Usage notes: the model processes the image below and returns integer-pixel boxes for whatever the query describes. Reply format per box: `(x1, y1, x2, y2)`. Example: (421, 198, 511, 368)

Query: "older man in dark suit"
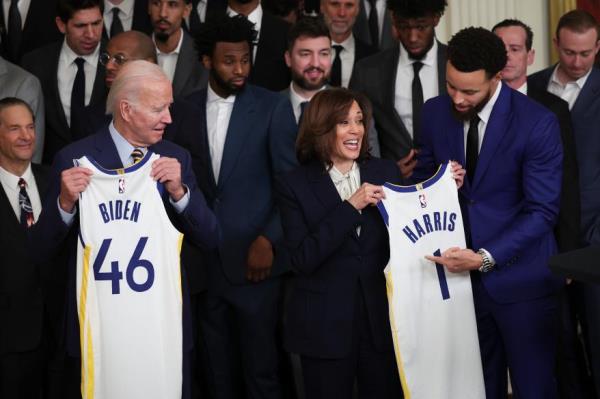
(31, 60, 218, 399)
(0, 97, 50, 399)
(350, 0, 447, 173)
(21, 0, 107, 165)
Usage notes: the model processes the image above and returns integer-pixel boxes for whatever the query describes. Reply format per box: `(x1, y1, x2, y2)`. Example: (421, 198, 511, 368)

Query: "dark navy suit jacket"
(413, 83, 564, 304)
(276, 158, 400, 358)
(185, 84, 297, 285)
(31, 128, 219, 358)
(529, 66, 600, 247)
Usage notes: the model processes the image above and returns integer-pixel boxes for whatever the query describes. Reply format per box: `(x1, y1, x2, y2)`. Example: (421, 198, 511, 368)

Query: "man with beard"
(418, 27, 563, 398)
(149, 0, 208, 98)
(224, 0, 291, 91)
(283, 16, 332, 124)
(350, 0, 447, 174)
(186, 14, 297, 399)
(320, 0, 375, 88)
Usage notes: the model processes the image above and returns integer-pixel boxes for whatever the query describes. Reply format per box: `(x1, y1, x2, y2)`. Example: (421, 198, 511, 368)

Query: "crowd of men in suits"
(2, 0, 600, 398)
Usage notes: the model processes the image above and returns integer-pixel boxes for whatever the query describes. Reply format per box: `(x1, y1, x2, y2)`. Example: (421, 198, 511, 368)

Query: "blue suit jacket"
(529, 66, 600, 247)
(413, 83, 564, 304)
(276, 158, 400, 358)
(185, 84, 298, 285)
(31, 128, 219, 357)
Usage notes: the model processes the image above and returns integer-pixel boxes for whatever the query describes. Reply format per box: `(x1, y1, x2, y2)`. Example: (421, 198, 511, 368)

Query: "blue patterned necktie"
(18, 178, 34, 228)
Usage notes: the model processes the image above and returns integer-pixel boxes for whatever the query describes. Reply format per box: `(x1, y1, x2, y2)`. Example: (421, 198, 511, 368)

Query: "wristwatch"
(477, 249, 494, 273)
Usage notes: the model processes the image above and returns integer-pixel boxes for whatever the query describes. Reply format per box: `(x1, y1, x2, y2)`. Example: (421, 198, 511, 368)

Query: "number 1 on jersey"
(433, 249, 450, 300)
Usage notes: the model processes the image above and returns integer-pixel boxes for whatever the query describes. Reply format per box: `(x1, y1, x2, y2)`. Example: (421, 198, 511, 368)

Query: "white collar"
(104, 0, 134, 18)
(227, 3, 263, 34)
(153, 28, 185, 55)
(61, 38, 100, 66)
(516, 82, 527, 95)
(0, 163, 34, 188)
(332, 34, 355, 52)
(550, 63, 592, 89)
(398, 39, 437, 68)
(476, 80, 502, 125)
(207, 83, 236, 104)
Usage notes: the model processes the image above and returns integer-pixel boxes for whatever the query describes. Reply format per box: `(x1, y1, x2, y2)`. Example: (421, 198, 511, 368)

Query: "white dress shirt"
(0, 163, 41, 222)
(206, 84, 235, 181)
(227, 3, 262, 61)
(332, 34, 355, 88)
(288, 83, 326, 123)
(547, 64, 591, 110)
(394, 40, 439, 138)
(196, 0, 207, 22)
(154, 29, 184, 83)
(57, 40, 100, 126)
(328, 161, 361, 234)
(2, 0, 31, 29)
(462, 80, 502, 154)
(516, 82, 527, 95)
(103, 0, 134, 34)
(362, 0, 386, 44)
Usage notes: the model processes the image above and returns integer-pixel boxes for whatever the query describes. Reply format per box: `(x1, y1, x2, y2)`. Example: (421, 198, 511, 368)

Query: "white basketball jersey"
(377, 162, 485, 399)
(75, 152, 184, 399)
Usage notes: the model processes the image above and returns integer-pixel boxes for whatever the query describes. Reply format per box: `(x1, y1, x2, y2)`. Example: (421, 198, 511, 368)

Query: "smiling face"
(285, 35, 332, 92)
(330, 100, 364, 170)
(0, 104, 35, 171)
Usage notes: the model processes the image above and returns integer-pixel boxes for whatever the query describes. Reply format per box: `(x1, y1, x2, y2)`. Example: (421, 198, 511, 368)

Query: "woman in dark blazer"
(276, 88, 403, 398)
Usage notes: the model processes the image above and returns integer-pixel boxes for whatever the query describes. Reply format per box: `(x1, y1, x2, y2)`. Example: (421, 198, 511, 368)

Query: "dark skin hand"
(246, 235, 274, 282)
(397, 148, 418, 179)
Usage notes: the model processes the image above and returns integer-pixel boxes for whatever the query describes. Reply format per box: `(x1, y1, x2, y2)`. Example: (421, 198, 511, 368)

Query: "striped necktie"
(131, 148, 144, 165)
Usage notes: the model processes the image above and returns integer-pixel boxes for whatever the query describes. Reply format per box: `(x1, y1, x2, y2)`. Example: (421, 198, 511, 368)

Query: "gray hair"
(106, 60, 169, 115)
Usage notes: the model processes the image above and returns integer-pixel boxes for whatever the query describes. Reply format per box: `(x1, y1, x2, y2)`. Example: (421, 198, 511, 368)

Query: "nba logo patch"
(118, 178, 125, 194)
(419, 193, 427, 208)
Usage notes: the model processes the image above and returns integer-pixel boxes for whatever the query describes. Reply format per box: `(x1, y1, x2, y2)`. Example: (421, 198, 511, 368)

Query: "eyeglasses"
(99, 52, 129, 66)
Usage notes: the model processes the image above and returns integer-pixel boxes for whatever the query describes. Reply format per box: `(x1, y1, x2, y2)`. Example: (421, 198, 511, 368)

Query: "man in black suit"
(353, 0, 394, 51)
(492, 18, 587, 399)
(0, 97, 49, 398)
(186, 0, 227, 35)
(0, 0, 62, 64)
(320, 0, 375, 88)
(21, 0, 107, 165)
(149, 0, 208, 98)
(102, 0, 152, 39)
(224, 0, 291, 91)
(350, 0, 447, 173)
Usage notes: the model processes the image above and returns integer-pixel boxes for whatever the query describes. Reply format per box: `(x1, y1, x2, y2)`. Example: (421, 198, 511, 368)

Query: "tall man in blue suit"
(31, 60, 218, 399)
(186, 15, 297, 399)
(422, 28, 563, 399)
(529, 9, 600, 395)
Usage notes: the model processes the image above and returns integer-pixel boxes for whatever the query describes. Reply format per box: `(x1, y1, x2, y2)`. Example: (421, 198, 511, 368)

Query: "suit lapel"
(198, 90, 218, 189)
(217, 88, 254, 187)
(172, 33, 193, 96)
(472, 84, 511, 189)
(436, 41, 447, 95)
(572, 68, 600, 117)
(307, 161, 343, 213)
(92, 129, 123, 169)
(90, 43, 108, 106)
(49, 43, 70, 140)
